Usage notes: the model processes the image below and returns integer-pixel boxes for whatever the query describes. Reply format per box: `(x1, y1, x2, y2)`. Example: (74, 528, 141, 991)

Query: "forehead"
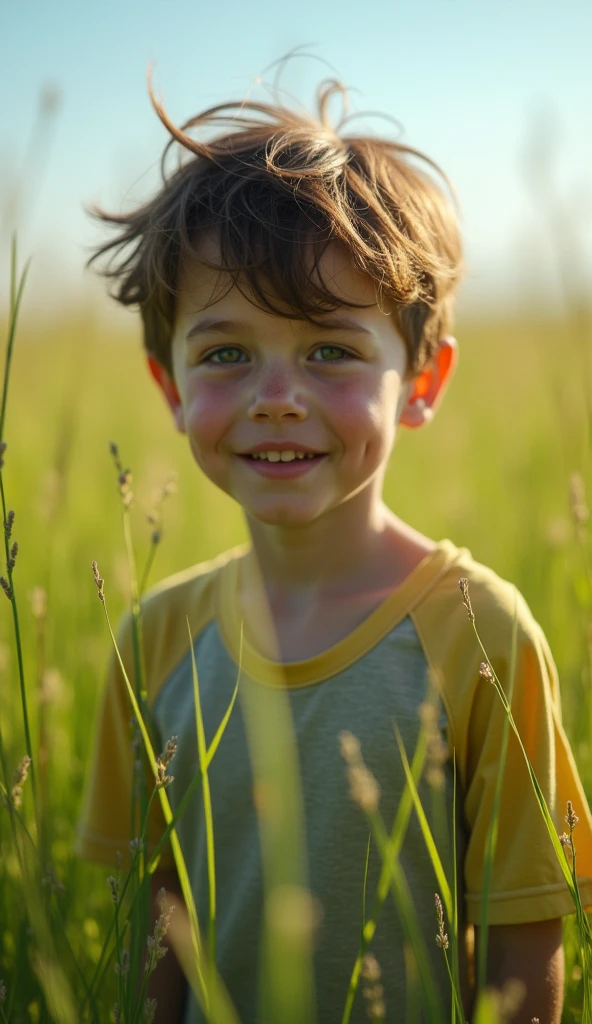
(175, 236, 384, 323)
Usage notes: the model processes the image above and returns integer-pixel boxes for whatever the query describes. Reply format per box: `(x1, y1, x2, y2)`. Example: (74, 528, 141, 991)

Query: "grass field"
(1, 262, 592, 1021)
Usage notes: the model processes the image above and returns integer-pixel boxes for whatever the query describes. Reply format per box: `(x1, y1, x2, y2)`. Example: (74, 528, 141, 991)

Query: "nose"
(247, 360, 308, 421)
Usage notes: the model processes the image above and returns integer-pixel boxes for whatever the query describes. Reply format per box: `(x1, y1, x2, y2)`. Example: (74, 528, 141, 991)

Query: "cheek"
(325, 376, 397, 453)
(183, 380, 235, 456)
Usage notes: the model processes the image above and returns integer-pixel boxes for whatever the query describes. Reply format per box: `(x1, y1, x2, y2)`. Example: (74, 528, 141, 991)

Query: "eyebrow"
(185, 314, 375, 341)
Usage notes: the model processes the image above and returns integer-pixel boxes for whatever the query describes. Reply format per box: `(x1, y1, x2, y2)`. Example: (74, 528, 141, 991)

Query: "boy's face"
(166, 240, 453, 528)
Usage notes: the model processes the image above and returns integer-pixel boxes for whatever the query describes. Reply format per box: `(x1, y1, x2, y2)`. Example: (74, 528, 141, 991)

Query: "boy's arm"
(475, 918, 564, 1023)
(146, 867, 188, 1024)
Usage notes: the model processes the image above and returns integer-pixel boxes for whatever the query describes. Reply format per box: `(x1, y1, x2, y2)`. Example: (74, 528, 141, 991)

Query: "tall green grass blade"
(147, 635, 242, 874)
(392, 726, 465, 1020)
(361, 832, 371, 934)
(341, 728, 428, 1024)
(188, 618, 217, 966)
(450, 752, 461, 1021)
(0, 237, 37, 818)
(476, 590, 518, 991)
(1, 236, 31, 441)
(370, 813, 445, 1024)
(393, 724, 452, 919)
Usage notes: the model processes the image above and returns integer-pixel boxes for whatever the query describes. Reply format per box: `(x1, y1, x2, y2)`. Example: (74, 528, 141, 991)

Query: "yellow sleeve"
(412, 557, 592, 926)
(75, 612, 173, 869)
(462, 609, 592, 924)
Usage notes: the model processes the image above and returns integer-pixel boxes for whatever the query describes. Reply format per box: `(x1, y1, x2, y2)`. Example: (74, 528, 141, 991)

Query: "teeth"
(249, 450, 319, 461)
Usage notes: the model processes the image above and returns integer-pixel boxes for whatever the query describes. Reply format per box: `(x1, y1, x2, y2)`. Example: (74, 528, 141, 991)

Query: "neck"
(242, 479, 418, 609)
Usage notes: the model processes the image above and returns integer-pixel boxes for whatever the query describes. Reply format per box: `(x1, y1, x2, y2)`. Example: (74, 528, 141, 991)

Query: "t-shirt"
(77, 539, 592, 1023)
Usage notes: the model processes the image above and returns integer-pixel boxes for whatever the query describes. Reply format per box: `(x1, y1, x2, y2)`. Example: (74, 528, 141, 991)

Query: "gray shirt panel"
(154, 616, 466, 1024)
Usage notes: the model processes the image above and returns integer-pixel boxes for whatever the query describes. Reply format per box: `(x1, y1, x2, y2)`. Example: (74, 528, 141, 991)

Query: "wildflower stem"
(441, 948, 464, 1022)
(139, 541, 158, 599)
(0, 239, 38, 824)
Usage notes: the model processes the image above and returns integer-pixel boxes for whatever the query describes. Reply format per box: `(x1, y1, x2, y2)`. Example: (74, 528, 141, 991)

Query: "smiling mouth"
(243, 450, 324, 463)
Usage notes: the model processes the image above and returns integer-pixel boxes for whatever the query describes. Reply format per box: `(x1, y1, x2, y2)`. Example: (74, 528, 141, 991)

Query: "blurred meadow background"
(2, 0, 592, 1020)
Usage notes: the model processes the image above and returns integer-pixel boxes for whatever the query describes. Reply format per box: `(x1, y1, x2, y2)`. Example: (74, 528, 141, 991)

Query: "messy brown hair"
(88, 72, 464, 378)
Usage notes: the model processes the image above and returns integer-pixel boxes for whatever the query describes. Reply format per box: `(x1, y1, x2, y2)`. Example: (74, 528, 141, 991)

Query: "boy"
(77, 75, 592, 1023)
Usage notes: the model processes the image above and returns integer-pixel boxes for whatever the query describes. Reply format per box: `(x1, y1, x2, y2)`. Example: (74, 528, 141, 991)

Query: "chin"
(247, 500, 324, 528)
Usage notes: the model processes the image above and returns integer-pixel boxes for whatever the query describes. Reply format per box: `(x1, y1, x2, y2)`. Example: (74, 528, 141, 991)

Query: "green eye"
(312, 345, 349, 362)
(206, 347, 246, 364)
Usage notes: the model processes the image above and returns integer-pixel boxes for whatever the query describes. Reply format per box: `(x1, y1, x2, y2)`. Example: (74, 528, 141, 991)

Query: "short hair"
(88, 75, 464, 378)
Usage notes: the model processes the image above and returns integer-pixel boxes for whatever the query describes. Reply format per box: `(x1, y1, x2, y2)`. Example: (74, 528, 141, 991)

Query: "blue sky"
(2, 0, 591, 318)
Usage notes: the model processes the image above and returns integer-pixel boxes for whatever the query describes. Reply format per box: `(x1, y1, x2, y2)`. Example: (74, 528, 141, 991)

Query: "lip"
(237, 453, 327, 478)
(238, 441, 325, 455)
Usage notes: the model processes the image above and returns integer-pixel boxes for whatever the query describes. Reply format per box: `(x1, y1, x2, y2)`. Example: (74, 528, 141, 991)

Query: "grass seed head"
(458, 577, 475, 623)
(113, 1004, 121, 1024)
(339, 731, 380, 813)
(91, 561, 105, 602)
(361, 953, 381, 983)
(479, 661, 494, 683)
(566, 800, 579, 831)
(145, 889, 175, 973)
(434, 893, 449, 950)
(7, 541, 18, 571)
(144, 998, 158, 1024)
(361, 954, 385, 1019)
(0, 576, 12, 601)
(156, 735, 178, 788)
(4, 509, 15, 539)
(107, 876, 120, 904)
(338, 731, 361, 764)
(114, 949, 129, 976)
(349, 765, 380, 813)
(0, 441, 6, 468)
(12, 755, 32, 807)
(0, 979, 6, 1003)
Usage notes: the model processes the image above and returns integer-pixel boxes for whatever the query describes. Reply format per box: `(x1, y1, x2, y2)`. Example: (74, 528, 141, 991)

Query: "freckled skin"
(171, 243, 409, 528)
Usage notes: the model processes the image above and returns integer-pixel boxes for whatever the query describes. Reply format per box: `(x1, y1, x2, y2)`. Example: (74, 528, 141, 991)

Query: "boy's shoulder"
(414, 541, 559, 787)
(415, 539, 544, 657)
(141, 542, 248, 619)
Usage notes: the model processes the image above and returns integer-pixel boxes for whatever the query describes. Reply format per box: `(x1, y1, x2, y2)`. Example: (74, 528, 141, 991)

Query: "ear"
(147, 356, 186, 434)
(399, 336, 458, 429)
